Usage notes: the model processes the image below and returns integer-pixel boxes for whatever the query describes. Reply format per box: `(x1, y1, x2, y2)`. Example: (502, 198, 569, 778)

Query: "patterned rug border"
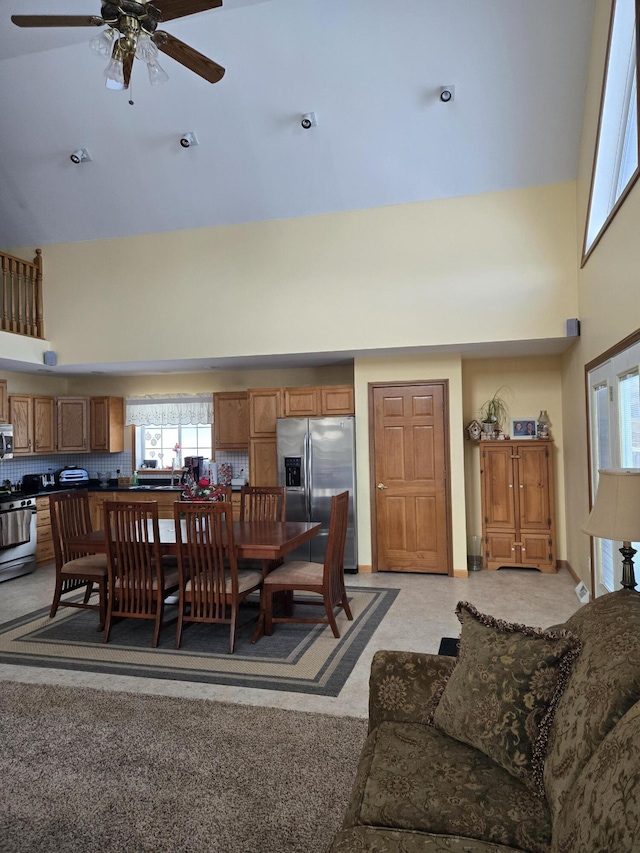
(0, 587, 398, 696)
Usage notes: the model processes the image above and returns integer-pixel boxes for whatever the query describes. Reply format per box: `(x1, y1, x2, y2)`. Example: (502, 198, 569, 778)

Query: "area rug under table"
(0, 587, 397, 696)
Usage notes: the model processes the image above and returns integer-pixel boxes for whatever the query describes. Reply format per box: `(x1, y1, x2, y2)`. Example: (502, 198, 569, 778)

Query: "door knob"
(377, 483, 388, 490)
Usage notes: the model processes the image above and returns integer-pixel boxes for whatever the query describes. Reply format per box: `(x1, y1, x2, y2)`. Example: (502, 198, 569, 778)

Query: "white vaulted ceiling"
(0, 0, 594, 250)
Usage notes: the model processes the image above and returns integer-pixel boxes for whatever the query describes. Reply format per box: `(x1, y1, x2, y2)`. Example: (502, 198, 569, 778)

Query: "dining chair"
(239, 486, 286, 522)
(263, 490, 352, 638)
(175, 501, 263, 654)
(238, 485, 286, 573)
(49, 490, 108, 631)
(103, 500, 179, 647)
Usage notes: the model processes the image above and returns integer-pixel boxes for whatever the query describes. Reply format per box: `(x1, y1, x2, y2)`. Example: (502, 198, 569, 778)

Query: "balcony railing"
(0, 249, 43, 339)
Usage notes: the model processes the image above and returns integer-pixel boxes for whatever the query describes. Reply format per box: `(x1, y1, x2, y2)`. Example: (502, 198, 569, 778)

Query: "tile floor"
(0, 562, 581, 719)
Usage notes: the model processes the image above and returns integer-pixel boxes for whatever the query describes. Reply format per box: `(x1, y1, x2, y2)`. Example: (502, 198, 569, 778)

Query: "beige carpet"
(0, 682, 367, 853)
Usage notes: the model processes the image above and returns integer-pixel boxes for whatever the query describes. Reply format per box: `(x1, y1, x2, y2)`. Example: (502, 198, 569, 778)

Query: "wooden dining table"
(66, 519, 321, 642)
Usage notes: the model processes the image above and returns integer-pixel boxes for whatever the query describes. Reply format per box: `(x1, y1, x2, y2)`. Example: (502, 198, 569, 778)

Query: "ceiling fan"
(12, 1, 225, 91)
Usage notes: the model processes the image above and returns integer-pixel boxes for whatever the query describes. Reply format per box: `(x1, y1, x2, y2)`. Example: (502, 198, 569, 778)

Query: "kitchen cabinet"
(0, 379, 7, 422)
(89, 490, 184, 528)
(56, 397, 89, 453)
(320, 385, 355, 415)
(90, 397, 124, 452)
(480, 440, 556, 573)
(214, 392, 249, 450)
(36, 495, 55, 565)
(283, 385, 355, 417)
(248, 388, 283, 437)
(249, 437, 278, 487)
(9, 394, 55, 455)
(283, 386, 320, 417)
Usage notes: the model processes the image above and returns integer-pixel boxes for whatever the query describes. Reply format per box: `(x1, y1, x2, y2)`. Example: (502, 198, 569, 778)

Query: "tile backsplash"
(0, 452, 133, 487)
(1, 449, 249, 488)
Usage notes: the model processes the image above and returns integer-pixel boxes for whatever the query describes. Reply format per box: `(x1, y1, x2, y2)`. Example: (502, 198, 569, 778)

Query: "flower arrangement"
(181, 476, 226, 502)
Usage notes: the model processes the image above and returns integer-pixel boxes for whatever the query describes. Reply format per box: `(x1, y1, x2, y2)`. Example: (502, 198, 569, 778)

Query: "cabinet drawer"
(37, 525, 53, 544)
(37, 508, 51, 528)
(37, 541, 55, 563)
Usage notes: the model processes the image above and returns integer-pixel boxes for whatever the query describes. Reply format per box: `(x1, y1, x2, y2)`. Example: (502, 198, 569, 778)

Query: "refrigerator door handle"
(307, 431, 313, 520)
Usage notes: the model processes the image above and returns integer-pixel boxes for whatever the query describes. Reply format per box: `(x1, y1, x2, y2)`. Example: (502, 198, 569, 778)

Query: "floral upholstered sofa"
(328, 589, 640, 853)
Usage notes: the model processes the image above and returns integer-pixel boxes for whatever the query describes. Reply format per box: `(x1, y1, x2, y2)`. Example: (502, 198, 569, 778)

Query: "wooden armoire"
(479, 440, 556, 573)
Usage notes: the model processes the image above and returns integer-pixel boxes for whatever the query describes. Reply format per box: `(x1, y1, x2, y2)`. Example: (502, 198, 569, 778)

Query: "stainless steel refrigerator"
(277, 416, 357, 572)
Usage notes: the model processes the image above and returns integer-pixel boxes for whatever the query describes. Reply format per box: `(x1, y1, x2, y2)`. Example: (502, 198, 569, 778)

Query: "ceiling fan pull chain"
(128, 78, 135, 107)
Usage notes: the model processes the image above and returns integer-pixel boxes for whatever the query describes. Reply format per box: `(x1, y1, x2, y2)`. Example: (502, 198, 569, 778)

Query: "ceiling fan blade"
(150, 1, 222, 24)
(11, 15, 104, 28)
(154, 32, 225, 83)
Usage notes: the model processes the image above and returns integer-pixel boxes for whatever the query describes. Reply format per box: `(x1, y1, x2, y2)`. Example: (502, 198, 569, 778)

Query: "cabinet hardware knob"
(509, 483, 513, 488)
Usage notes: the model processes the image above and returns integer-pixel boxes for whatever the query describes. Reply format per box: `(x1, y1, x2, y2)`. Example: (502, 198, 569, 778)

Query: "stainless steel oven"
(0, 494, 37, 582)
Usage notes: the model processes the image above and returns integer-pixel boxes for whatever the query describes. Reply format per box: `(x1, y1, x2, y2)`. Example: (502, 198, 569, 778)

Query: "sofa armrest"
(368, 650, 456, 733)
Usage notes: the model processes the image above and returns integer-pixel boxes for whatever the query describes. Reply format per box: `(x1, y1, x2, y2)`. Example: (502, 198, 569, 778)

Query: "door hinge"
(484, 516, 488, 525)
(547, 518, 551, 527)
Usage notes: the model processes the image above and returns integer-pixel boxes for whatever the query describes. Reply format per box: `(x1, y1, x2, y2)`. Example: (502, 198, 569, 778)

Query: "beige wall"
(15, 181, 579, 369)
(562, 0, 640, 590)
(353, 353, 466, 574)
(462, 356, 566, 560)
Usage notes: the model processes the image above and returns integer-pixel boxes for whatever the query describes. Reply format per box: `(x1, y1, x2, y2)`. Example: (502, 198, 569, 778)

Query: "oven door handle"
(0, 433, 4, 459)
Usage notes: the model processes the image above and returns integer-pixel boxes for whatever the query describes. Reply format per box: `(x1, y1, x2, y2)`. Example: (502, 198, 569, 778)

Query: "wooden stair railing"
(1, 248, 43, 338)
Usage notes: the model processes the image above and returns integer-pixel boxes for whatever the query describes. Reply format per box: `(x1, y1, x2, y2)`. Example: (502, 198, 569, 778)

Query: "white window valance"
(125, 394, 213, 426)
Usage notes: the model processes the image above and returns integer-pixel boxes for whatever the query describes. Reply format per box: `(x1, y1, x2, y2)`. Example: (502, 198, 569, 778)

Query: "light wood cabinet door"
(249, 437, 278, 486)
(320, 385, 355, 416)
(0, 379, 7, 423)
(9, 395, 33, 455)
(214, 392, 249, 450)
(284, 387, 320, 417)
(57, 397, 89, 453)
(90, 397, 124, 452)
(33, 396, 55, 454)
(249, 388, 283, 437)
(480, 440, 555, 573)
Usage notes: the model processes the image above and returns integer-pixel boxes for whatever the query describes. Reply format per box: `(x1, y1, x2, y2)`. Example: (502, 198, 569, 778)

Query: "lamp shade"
(582, 469, 640, 542)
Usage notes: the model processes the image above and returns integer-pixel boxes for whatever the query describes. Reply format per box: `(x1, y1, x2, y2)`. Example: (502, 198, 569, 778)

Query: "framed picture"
(510, 418, 537, 439)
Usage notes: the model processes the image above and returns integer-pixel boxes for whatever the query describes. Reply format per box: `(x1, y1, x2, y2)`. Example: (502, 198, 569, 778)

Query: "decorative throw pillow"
(432, 602, 581, 795)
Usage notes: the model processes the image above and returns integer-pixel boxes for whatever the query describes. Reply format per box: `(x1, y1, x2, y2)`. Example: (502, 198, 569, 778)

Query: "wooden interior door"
(371, 382, 450, 573)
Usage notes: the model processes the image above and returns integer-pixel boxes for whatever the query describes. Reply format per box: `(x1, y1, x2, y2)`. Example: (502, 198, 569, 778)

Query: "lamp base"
(620, 543, 637, 590)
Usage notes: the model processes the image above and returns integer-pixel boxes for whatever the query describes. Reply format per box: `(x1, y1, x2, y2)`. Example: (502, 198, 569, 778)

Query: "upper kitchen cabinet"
(320, 385, 355, 416)
(56, 397, 89, 453)
(249, 388, 283, 437)
(90, 397, 124, 452)
(9, 395, 55, 455)
(214, 392, 249, 450)
(283, 385, 355, 417)
(0, 379, 7, 422)
(283, 387, 320, 417)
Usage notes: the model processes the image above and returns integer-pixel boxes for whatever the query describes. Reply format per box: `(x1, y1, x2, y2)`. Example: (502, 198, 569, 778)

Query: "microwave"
(0, 424, 13, 461)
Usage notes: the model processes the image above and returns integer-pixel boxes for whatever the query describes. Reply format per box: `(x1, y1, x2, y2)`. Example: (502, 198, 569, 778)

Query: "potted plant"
(479, 387, 510, 436)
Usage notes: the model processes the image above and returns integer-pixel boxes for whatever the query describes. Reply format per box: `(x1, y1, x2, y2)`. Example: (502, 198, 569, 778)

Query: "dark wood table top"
(68, 520, 321, 561)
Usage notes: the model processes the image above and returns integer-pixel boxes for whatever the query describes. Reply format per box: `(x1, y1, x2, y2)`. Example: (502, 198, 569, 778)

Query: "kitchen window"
(583, 0, 639, 263)
(587, 334, 640, 594)
(125, 394, 214, 469)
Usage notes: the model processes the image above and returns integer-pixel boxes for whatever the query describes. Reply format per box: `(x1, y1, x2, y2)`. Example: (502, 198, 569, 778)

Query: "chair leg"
(342, 591, 353, 621)
(152, 599, 163, 648)
(325, 601, 340, 638)
(229, 606, 237, 654)
(103, 601, 113, 644)
(97, 579, 107, 632)
(49, 578, 63, 619)
(83, 581, 94, 604)
(175, 604, 184, 649)
(264, 588, 273, 636)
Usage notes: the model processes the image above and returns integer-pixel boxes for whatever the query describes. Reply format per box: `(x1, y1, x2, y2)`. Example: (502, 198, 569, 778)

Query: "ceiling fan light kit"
(12, 1, 226, 93)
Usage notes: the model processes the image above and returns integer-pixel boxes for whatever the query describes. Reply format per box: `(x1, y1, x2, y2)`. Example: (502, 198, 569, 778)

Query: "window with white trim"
(587, 337, 640, 594)
(583, 0, 639, 261)
(125, 394, 213, 469)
